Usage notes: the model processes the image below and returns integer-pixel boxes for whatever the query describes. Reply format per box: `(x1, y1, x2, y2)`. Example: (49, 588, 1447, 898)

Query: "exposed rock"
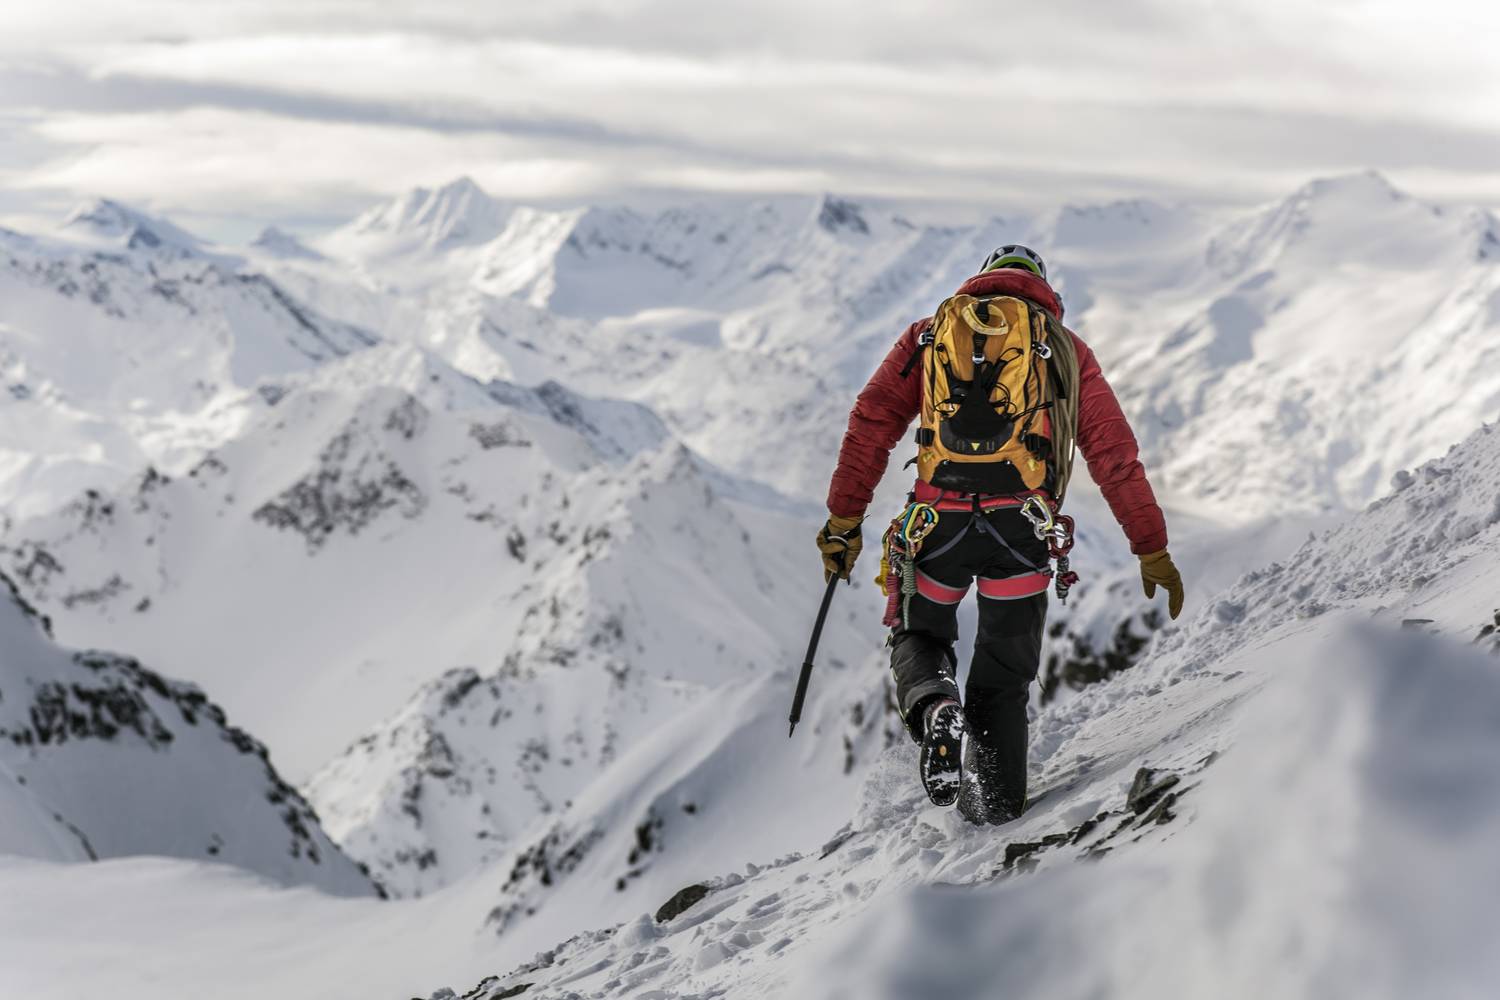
(1126, 767, 1182, 815)
(1041, 609, 1162, 704)
(817, 196, 871, 236)
(655, 882, 711, 923)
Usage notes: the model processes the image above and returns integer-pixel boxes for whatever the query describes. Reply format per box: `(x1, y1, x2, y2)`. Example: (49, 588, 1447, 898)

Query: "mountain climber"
(816, 245, 1183, 825)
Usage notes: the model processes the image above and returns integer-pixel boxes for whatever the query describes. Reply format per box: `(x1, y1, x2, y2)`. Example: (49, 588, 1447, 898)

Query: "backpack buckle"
(1033, 339, 1053, 360)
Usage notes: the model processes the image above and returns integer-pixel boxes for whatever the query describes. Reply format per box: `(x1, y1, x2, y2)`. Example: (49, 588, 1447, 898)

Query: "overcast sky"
(2, 0, 1498, 239)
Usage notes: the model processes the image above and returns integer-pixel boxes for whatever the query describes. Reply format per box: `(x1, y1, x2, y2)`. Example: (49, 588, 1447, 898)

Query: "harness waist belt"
(977, 572, 1052, 600)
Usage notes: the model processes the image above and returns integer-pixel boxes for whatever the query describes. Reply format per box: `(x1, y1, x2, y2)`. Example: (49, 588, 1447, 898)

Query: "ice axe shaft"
(788, 572, 841, 737)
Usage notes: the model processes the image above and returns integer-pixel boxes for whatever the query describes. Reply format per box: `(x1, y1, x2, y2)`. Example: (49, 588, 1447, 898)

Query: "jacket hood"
(955, 269, 1063, 320)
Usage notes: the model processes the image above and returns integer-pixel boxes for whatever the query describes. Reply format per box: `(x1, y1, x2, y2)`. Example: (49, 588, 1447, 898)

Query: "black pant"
(889, 506, 1049, 812)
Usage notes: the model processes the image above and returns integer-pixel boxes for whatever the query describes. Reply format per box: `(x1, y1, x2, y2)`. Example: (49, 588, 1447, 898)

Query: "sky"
(2, 0, 1498, 240)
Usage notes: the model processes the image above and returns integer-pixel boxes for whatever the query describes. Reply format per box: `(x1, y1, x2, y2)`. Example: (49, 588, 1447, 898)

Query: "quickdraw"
(879, 501, 938, 629)
(1019, 495, 1081, 603)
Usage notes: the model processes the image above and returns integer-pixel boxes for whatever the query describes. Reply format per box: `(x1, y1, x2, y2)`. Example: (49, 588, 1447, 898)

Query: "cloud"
(16, 108, 617, 211)
(2, 0, 1497, 237)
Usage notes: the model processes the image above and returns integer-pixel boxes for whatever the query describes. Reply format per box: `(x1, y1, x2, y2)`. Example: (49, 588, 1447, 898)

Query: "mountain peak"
(1290, 169, 1409, 207)
(1046, 197, 1196, 250)
(1206, 169, 1447, 279)
(816, 194, 871, 236)
(251, 225, 324, 260)
(435, 175, 486, 199)
(340, 176, 508, 253)
(60, 198, 207, 255)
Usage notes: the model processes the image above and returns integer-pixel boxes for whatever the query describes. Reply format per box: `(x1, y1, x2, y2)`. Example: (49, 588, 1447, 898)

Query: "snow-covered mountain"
(0, 572, 375, 896)
(251, 226, 325, 261)
(0, 215, 378, 517)
(57, 198, 216, 258)
(2, 170, 1499, 998)
(0, 331, 878, 900)
(321, 176, 511, 263)
(259, 172, 1500, 528)
(0, 345, 759, 764)
(11, 170, 1493, 525)
(1118, 171, 1500, 519)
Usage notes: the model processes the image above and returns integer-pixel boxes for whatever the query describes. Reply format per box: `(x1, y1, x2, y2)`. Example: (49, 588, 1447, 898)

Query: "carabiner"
(1019, 495, 1055, 540)
(898, 502, 938, 548)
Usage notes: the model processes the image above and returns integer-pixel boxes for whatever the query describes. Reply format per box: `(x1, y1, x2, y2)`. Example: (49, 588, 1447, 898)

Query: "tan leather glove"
(816, 514, 863, 582)
(1139, 549, 1184, 620)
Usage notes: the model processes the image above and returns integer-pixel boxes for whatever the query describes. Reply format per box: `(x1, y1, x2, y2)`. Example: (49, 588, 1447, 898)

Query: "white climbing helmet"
(981, 244, 1047, 280)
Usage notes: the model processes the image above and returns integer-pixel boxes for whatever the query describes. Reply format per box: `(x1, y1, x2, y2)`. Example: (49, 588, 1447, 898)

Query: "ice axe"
(788, 567, 842, 737)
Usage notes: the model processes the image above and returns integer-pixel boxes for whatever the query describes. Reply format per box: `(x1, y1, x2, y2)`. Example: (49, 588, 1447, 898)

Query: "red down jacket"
(826, 268, 1168, 555)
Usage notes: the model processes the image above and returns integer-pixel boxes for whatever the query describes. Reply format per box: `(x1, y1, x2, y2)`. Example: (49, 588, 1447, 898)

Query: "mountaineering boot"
(956, 737, 1024, 826)
(918, 698, 966, 806)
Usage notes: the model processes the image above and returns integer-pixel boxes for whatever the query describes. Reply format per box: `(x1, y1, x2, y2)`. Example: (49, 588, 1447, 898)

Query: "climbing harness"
(1019, 495, 1080, 603)
(879, 492, 1083, 629)
(878, 501, 938, 629)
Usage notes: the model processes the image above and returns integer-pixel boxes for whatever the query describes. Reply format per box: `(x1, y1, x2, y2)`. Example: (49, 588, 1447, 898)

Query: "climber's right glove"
(1139, 549, 1185, 620)
(816, 514, 863, 582)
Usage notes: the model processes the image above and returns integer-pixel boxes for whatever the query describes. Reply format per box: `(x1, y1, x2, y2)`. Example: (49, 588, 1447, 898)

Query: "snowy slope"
(0, 216, 378, 517)
(420, 416, 1500, 1000)
(0, 574, 375, 896)
(1113, 172, 1500, 519)
(310, 627, 894, 904)
(0, 346, 745, 769)
(303, 475, 890, 899)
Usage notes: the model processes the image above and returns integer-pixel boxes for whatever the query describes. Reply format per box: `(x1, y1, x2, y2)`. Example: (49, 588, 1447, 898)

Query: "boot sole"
(920, 706, 966, 807)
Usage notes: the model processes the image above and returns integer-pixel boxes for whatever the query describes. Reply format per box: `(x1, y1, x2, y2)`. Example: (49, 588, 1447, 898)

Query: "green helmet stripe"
(983, 255, 1044, 278)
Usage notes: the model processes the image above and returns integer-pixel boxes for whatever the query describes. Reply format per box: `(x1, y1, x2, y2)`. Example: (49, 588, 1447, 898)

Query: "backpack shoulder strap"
(898, 309, 942, 378)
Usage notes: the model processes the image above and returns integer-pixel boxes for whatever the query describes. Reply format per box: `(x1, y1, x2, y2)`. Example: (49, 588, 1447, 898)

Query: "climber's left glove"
(1139, 549, 1185, 620)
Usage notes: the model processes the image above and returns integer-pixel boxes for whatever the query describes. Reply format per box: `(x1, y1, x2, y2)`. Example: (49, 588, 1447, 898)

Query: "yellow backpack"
(911, 294, 1076, 496)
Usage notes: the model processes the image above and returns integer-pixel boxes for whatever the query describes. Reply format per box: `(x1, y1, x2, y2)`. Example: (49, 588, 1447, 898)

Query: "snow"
(802, 623, 1500, 1000)
(0, 169, 1498, 998)
(0, 854, 487, 998)
(251, 226, 325, 261)
(57, 198, 214, 258)
(407, 414, 1500, 999)
(0, 229, 379, 516)
(321, 176, 511, 266)
(0, 576, 374, 896)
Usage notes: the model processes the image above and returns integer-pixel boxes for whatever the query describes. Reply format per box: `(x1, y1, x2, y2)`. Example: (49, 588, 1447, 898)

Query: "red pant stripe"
(915, 569, 970, 605)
